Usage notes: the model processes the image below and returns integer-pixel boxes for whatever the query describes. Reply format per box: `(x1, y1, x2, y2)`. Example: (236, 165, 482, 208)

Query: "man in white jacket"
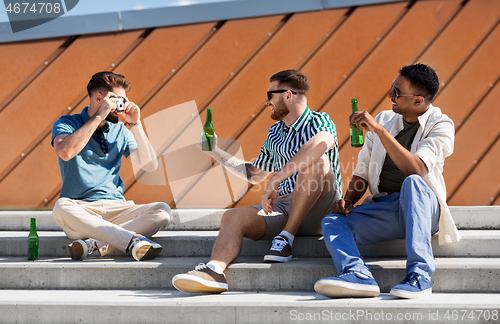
(314, 63, 460, 299)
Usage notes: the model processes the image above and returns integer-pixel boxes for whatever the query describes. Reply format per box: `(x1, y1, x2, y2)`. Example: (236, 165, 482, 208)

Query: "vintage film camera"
(115, 97, 126, 112)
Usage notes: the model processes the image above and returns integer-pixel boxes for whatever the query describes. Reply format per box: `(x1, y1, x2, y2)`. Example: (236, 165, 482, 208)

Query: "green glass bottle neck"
(30, 219, 36, 233)
(351, 99, 358, 113)
(206, 109, 212, 123)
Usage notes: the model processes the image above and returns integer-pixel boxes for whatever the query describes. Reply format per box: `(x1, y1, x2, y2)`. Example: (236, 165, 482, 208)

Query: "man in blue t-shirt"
(51, 71, 172, 261)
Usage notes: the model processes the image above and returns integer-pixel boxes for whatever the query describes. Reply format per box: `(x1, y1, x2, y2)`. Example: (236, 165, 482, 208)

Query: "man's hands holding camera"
(97, 92, 141, 125)
(114, 97, 126, 112)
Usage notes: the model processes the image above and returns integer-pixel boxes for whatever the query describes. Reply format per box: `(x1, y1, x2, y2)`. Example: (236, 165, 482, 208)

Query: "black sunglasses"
(391, 82, 425, 100)
(95, 129, 108, 154)
(267, 89, 297, 101)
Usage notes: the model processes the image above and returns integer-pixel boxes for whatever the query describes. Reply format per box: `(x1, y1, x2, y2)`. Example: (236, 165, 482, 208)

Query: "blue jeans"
(322, 175, 440, 280)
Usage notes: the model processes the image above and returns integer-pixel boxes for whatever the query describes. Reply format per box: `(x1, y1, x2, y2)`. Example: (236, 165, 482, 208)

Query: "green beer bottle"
(202, 108, 214, 151)
(27, 218, 39, 261)
(350, 98, 364, 147)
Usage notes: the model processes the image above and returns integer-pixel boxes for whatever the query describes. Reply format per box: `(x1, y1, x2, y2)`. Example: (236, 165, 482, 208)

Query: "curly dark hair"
(399, 63, 439, 102)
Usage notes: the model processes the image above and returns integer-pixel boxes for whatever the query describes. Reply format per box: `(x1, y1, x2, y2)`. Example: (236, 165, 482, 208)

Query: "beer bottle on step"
(28, 218, 39, 261)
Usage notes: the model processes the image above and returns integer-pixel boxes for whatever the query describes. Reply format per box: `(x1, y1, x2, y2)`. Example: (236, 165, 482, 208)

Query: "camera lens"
(116, 98, 125, 111)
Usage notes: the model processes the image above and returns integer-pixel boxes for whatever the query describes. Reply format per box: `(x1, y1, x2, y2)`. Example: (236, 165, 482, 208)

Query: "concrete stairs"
(0, 207, 499, 323)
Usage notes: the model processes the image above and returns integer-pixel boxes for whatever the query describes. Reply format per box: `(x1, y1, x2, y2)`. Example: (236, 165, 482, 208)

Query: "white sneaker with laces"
(172, 263, 228, 294)
(68, 239, 97, 261)
(130, 236, 162, 261)
(264, 235, 292, 262)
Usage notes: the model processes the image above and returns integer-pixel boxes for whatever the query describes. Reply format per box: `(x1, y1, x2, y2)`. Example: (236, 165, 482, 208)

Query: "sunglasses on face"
(95, 129, 108, 154)
(267, 89, 297, 101)
(391, 82, 425, 100)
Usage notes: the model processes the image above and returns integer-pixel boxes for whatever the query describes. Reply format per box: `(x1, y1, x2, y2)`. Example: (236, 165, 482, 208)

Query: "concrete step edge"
(2, 290, 499, 324)
(0, 206, 498, 231)
(3, 229, 500, 237)
(2, 230, 500, 258)
(0, 209, 226, 231)
(0, 256, 499, 293)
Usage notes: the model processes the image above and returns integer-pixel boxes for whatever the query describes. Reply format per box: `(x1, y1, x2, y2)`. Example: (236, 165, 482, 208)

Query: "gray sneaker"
(68, 239, 97, 261)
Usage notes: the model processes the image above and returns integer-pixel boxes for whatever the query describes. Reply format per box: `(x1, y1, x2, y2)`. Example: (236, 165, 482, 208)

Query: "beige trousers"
(52, 198, 172, 256)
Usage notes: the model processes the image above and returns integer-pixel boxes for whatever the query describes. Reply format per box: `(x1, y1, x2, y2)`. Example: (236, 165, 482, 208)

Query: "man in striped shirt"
(172, 70, 342, 294)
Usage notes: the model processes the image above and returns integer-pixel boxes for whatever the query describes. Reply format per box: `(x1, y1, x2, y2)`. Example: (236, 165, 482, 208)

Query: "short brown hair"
(270, 70, 310, 97)
(87, 71, 130, 98)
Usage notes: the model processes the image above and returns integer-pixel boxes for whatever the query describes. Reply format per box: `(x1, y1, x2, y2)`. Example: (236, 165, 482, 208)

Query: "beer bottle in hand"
(202, 108, 215, 151)
(350, 99, 364, 147)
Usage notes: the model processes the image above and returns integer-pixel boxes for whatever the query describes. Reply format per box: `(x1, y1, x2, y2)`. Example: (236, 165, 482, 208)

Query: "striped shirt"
(253, 107, 342, 197)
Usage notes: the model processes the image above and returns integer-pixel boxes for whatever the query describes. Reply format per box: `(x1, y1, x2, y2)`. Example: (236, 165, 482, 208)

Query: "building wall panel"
(136, 17, 283, 114)
(371, 0, 500, 119)
(0, 38, 66, 106)
(0, 0, 499, 208)
(443, 82, 500, 198)
(114, 23, 217, 108)
(120, 16, 285, 206)
(124, 178, 175, 208)
(320, 0, 461, 154)
(304, 2, 407, 110)
(494, 193, 500, 205)
(0, 31, 142, 185)
(449, 136, 500, 206)
(437, 26, 500, 200)
(0, 138, 59, 206)
(419, 0, 500, 82)
(433, 22, 500, 128)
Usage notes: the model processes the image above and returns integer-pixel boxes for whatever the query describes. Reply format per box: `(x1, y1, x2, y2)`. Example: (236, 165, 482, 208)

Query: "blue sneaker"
(390, 272, 432, 299)
(314, 271, 380, 298)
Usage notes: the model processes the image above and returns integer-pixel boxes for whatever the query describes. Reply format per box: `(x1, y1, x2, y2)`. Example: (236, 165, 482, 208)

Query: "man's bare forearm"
(212, 148, 253, 182)
(344, 175, 368, 205)
(129, 124, 158, 171)
(55, 115, 103, 161)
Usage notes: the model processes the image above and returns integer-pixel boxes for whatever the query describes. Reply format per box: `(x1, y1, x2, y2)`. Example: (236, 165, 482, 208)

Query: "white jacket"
(353, 104, 460, 245)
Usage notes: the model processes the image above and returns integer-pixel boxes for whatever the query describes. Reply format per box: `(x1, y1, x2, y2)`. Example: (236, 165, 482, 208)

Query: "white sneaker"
(130, 236, 162, 261)
(68, 239, 97, 261)
(172, 263, 228, 294)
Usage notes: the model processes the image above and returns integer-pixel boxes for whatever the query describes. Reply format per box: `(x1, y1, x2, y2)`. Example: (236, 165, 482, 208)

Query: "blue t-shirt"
(51, 107, 138, 201)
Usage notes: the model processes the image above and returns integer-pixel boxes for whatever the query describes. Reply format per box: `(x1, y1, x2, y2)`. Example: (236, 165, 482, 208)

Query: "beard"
(105, 113, 119, 124)
(270, 97, 289, 121)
